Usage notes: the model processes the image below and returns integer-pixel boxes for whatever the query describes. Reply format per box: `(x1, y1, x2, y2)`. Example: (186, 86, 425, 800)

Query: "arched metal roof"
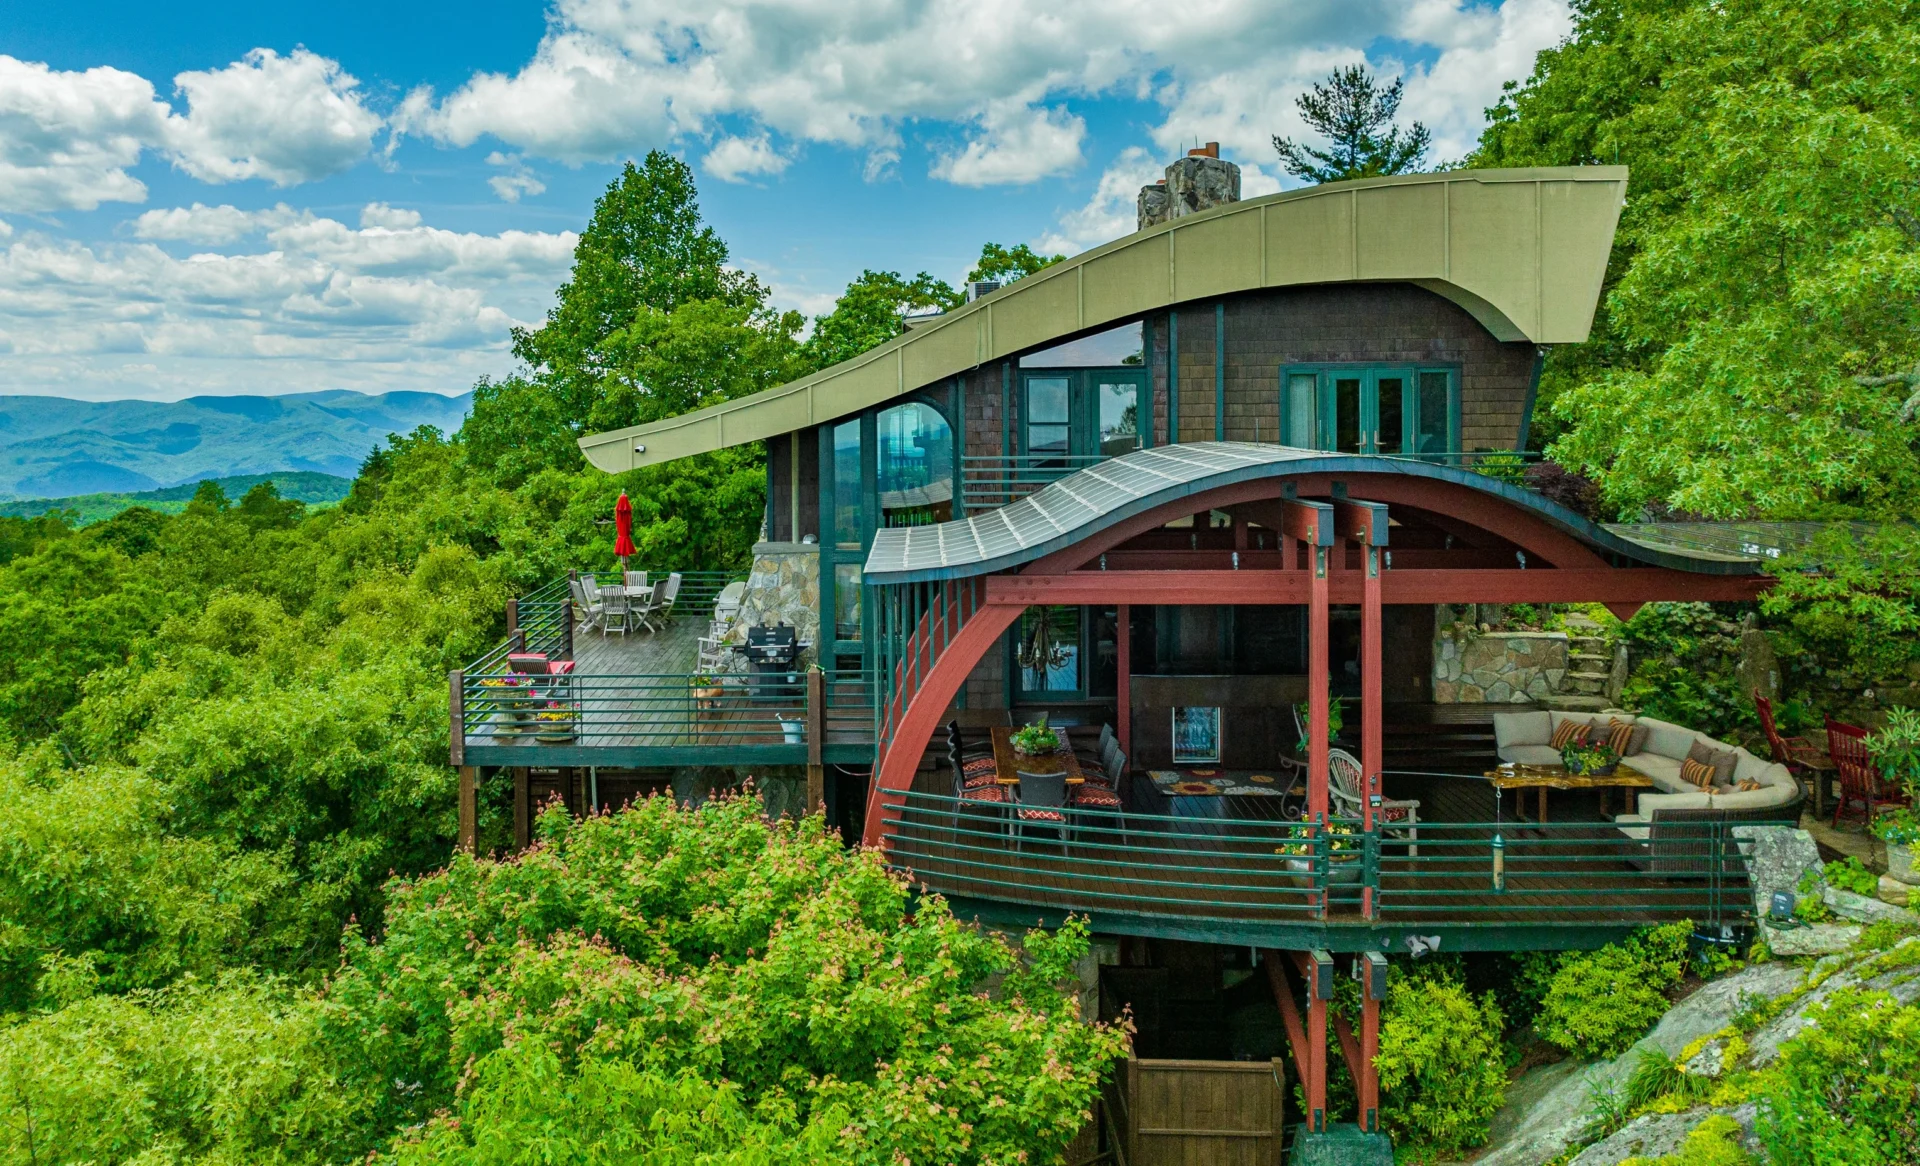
(863, 443, 1766, 584)
(581, 166, 1628, 474)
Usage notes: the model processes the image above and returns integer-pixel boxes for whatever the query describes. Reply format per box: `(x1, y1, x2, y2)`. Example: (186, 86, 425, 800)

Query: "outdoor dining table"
(988, 726, 1086, 787)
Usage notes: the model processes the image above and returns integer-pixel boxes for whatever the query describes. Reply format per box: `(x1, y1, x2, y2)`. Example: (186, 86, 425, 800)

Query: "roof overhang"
(863, 443, 1762, 584)
(580, 166, 1628, 474)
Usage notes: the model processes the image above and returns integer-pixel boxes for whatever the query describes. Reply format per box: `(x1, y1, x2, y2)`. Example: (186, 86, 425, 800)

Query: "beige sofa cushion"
(1495, 711, 1552, 750)
(1502, 745, 1565, 767)
(1636, 717, 1702, 761)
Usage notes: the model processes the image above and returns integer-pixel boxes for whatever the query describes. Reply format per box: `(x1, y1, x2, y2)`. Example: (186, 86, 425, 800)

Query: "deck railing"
(880, 790, 1772, 930)
(458, 666, 874, 751)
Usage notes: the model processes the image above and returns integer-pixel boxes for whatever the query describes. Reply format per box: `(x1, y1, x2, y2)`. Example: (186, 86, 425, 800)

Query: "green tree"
(803, 270, 961, 369)
(966, 242, 1064, 284)
(184, 479, 230, 516)
(1274, 65, 1431, 184)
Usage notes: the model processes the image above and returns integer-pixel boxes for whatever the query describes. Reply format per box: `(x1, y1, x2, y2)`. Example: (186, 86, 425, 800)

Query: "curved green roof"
(863, 442, 1763, 584)
(581, 166, 1628, 474)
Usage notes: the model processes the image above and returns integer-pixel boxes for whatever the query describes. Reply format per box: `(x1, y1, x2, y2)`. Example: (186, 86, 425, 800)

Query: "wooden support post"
(506, 597, 518, 638)
(512, 767, 530, 851)
(1334, 497, 1389, 917)
(1116, 604, 1132, 764)
(1359, 951, 1387, 1133)
(571, 767, 586, 818)
(1262, 953, 1313, 1099)
(806, 667, 825, 815)
(457, 766, 477, 855)
(448, 669, 465, 767)
(1287, 949, 1333, 1133)
(1277, 500, 1333, 826)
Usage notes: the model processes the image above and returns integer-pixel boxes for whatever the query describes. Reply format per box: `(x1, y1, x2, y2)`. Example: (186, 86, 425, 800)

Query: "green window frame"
(1279, 364, 1460, 459)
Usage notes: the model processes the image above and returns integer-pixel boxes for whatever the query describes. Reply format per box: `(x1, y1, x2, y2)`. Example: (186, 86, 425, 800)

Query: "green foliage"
(804, 269, 963, 369)
(1621, 1115, 1757, 1166)
(1478, 0, 1920, 524)
(1825, 857, 1881, 897)
(1756, 986, 1920, 1165)
(1274, 64, 1431, 183)
(1373, 977, 1507, 1155)
(1536, 923, 1691, 1059)
(1618, 604, 1756, 740)
(1621, 1048, 1711, 1114)
(966, 242, 1064, 285)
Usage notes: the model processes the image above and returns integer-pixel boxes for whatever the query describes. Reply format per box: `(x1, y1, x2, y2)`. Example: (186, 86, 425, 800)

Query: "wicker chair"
(1329, 747, 1419, 855)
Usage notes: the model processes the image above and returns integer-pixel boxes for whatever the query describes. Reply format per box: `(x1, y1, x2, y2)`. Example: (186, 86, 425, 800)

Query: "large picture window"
(1279, 364, 1459, 459)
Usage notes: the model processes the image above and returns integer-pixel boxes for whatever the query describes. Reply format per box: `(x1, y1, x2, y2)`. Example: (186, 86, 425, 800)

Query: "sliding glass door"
(1281, 365, 1458, 458)
(1022, 369, 1146, 464)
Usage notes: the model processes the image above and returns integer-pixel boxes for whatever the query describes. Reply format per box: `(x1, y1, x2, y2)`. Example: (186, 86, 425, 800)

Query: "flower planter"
(536, 726, 577, 743)
(1284, 857, 1364, 888)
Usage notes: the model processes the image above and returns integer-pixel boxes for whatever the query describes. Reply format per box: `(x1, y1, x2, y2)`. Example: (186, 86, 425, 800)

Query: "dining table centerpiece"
(1009, 721, 1061, 758)
(1560, 739, 1620, 776)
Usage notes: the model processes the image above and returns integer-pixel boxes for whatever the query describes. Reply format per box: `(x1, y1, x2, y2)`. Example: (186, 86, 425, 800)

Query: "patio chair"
(1329, 747, 1419, 855)
(624, 570, 648, 590)
(578, 573, 598, 595)
(696, 636, 729, 674)
(1756, 688, 1835, 807)
(645, 573, 682, 631)
(598, 585, 631, 636)
(570, 579, 606, 633)
(1014, 770, 1069, 850)
(946, 721, 994, 763)
(1827, 717, 1906, 828)
(948, 743, 1008, 834)
(714, 580, 746, 623)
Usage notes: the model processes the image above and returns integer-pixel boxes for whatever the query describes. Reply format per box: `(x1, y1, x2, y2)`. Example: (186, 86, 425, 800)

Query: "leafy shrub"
(1621, 1115, 1756, 1166)
(1373, 977, 1508, 1155)
(1536, 923, 1690, 1059)
(1824, 857, 1880, 897)
(1621, 1048, 1711, 1114)
(1756, 987, 1920, 1166)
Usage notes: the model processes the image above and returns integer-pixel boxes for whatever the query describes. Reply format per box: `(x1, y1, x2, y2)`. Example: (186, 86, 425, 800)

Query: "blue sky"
(0, 0, 1571, 401)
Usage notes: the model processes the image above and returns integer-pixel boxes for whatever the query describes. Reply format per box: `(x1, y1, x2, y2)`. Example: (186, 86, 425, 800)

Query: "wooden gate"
(1119, 1058, 1287, 1166)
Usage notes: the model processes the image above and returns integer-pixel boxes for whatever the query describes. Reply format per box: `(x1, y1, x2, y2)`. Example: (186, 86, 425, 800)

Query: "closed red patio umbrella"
(613, 491, 636, 570)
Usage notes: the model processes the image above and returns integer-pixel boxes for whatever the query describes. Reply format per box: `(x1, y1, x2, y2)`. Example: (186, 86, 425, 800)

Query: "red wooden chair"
(1757, 689, 1835, 812)
(1826, 717, 1907, 828)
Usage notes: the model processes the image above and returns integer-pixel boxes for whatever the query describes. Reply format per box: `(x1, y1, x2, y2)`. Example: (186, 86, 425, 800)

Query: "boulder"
(1733, 826, 1823, 917)
(1881, 875, 1911, 907)
(1823, 885, 1915, 925)
(1761, 921, 1862, 957)
(1569, 1107, 1763, 1166)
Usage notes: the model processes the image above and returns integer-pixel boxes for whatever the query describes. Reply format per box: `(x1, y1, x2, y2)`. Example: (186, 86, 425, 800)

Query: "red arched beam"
(861, 603, 1025, 848)
(985, 569, 1769, 605)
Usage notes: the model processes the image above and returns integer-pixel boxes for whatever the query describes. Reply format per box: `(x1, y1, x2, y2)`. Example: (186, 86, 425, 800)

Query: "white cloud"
(484, 151, 546, 202)
(0, 56, 167, 212)
(931, 99, 1085, 187)
(702, 133, 789, 184)
(0, 211, 577, 397)
(1034, 145, 1160, 255)
(161, 49, 382, 186)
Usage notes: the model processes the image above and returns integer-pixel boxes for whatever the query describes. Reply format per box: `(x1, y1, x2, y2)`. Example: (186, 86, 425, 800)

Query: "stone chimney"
(1137, 142, 1240, 231)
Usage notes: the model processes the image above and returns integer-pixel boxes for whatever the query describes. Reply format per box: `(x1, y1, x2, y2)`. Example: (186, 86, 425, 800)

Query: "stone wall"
(1434, 626, 1569, 703)
(732, 541, 819, 663)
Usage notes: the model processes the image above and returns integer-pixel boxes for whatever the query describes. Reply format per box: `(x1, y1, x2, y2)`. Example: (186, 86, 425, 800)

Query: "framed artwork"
(1172, 706, 1222, 765)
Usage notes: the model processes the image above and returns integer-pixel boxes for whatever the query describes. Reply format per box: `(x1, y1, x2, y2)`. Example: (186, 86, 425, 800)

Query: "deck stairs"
(1539, 614, 1623, 714)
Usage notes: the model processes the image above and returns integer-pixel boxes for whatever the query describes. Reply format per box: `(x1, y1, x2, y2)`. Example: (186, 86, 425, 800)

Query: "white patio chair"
(624, 570, 648, 590)
(570, 579, 605, 633)
(713, 580, 745, 623)
(696, 636, 729, 674)
(598, 585, 631, 637)
(645, 573, 682, 631)
(1329, 747, 1418, 856)
(626, 585, 659, 634)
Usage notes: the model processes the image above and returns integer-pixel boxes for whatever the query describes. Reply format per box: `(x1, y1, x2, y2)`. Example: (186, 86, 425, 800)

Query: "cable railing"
(879, 789, 1774, 930)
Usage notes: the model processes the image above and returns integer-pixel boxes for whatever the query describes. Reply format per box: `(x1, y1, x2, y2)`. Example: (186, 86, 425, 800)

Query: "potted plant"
(1009, 721, 1061, 758)
(690, 673, 725, 708)
(1867, 707, 1920, 883)
(1294, 696, 1346, 753)
(1277, 820, 1364, 886)
(1561, 739, 1620, 776)
(534, 701, 577, 743)
(479, 675, 535, 735)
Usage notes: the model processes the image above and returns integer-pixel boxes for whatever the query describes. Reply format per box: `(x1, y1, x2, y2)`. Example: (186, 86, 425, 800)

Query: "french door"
(1280, 365, 1458, 458)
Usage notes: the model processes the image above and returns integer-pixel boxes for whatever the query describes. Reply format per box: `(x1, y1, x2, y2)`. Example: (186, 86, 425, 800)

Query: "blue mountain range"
(0, 390, 474, 498)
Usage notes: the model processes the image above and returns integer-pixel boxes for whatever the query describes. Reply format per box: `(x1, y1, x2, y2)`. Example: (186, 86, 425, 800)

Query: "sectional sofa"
(1492, 709, 1803, 835)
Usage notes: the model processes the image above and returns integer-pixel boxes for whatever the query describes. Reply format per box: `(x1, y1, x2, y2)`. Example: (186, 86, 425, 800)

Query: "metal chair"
(623, 570, 648, 590)
(597, 585, 630, 636)
(1014, 770, 1069, 850)
(1329, 747, 1419, 855)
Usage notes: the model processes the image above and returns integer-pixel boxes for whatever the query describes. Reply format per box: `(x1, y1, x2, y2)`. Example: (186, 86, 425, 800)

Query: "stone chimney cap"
(1188, 142, 1220, 158)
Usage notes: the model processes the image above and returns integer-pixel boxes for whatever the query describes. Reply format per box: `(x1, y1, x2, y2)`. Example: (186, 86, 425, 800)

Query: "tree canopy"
(1274, 65, 1432, 184)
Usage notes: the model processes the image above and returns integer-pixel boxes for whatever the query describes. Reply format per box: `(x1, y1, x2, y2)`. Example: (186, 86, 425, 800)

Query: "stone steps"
(1569, 636, 1609, 655)
(1540, 693, 1613, 712)
(1570, 652, 1611, 669)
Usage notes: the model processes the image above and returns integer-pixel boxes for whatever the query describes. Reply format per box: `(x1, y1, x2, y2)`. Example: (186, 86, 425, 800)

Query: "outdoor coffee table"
(1486, 763, 1655, 824)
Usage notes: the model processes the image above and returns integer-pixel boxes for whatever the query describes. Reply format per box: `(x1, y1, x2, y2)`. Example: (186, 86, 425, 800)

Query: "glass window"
(832, 419, 861, 548)
(1334, 377, 1362, 453)
(1095, 381, 1140, 457)
(1025, 377, 1070, 461)
(1417, 370, 1453, 458)
(1284, 372, 1317, 447)
(1375, 375, 1405, 456)
(1016, 606, 1081, 694)
(834, 563, 862, 641)
(875, 402, 952, 527)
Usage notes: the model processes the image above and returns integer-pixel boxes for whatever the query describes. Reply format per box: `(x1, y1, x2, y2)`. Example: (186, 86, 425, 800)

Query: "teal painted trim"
(1166, 310, 1179, 443)
(951, 376, 966, 520)
(1517, 345, 1546, 452)
(468, 743, 876, 767)
(927, 893, 1654, 953)
(1214, 301, 1226, 442)
(1140, 322, 1153, 450)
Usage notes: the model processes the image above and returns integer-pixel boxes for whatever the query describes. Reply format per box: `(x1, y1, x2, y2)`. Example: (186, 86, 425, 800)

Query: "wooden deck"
(461, 616, 875, 766)
(884, 769, 1761, 950)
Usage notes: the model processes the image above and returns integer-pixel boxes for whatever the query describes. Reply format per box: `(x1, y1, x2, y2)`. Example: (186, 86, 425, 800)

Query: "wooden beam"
(806, 668, 825, 815)
(512, 767, 530, 851)
(449, 669, 465, 767)
(457, 766, 478, 855)
(1117, 604, 1132, 765)
(1263, 954, 1313, 1094)
(1331, 497, 1389, 546)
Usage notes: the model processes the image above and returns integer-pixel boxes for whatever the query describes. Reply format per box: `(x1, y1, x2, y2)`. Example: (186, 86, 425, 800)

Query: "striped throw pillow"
(1603, 718, 1635, 757)
(1680, 757, 1717, 789)
(1735, 779, 1763, 792)
(1550, 719, 1592, 750)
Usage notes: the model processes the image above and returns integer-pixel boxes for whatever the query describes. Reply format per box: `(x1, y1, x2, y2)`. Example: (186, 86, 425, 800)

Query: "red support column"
(1116, 603, 1132, 763)
(1358, 951, 1388, 1133)
(1288, 950, 1332, 1133)
(1308, 543, 1329, 821)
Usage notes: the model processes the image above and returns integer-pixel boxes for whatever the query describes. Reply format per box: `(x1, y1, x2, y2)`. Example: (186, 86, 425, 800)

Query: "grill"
(743, 623, 799, 695)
